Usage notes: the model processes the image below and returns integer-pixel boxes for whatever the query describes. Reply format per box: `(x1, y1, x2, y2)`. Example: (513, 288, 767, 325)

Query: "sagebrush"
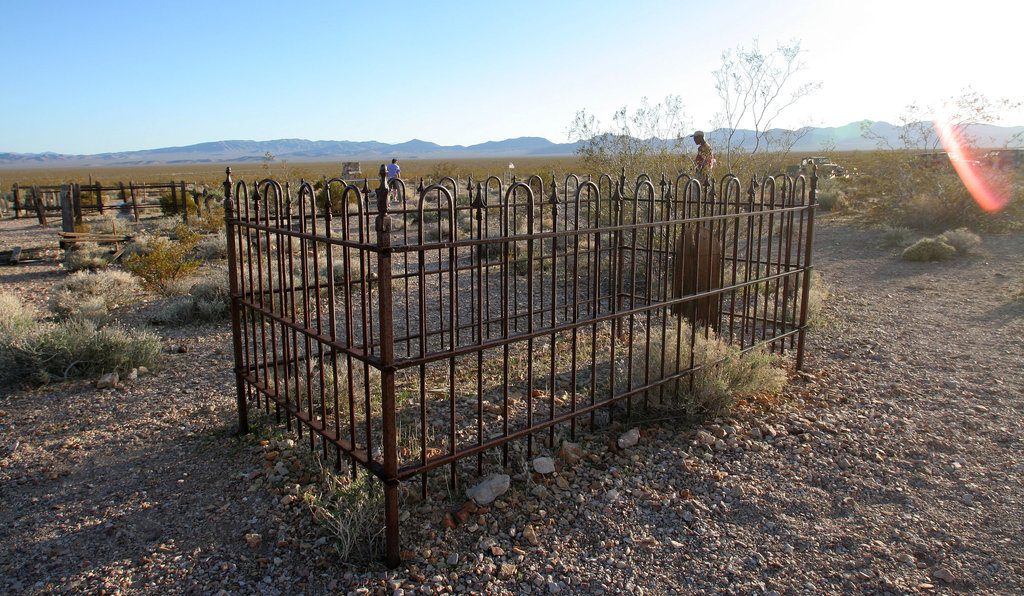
(634, 319, 786, 418)
(0, 294, 160, 385)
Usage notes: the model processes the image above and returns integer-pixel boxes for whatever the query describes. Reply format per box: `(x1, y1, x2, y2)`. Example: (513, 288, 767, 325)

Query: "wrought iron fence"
(223, 164, 818, 567)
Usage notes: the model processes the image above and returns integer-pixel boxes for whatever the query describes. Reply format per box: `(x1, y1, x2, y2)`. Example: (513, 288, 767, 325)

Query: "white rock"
(466, 473, 511, 505)
(533, 457, 556, 475)
(618, 428, 640, 449)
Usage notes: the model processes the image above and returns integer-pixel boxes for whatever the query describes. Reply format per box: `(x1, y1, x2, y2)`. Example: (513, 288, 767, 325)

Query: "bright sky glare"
(2, 0, 1022, 154)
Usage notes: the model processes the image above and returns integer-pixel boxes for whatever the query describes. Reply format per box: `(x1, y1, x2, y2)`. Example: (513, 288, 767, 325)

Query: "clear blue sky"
(2, 0, 1022, 154)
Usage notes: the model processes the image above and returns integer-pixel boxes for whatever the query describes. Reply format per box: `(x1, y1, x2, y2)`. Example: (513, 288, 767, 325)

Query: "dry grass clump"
(64, 243, 111, 272)
(939, 227, 982, 255)
(0, 293, 160, 385)
(0, 292, 36, 337)
(195, 231, 228, 261)
(879, 225, 914, 248)
(191, 204, 226, 234)
(814, 177, 848, 212)
(302, 457, 384, 561)
(163, 271, 230, 325)
(51, 270, 140, 326)
(123, 232, 163, 259)
(636, 319, 786, 418)
(901, 237, 956, 262)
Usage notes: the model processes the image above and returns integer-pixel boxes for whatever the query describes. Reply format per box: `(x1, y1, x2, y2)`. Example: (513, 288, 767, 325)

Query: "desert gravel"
(1, 213, 1023, 595)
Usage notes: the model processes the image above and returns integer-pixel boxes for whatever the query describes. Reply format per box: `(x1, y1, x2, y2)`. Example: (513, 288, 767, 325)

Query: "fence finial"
(223, 167, 233, 201)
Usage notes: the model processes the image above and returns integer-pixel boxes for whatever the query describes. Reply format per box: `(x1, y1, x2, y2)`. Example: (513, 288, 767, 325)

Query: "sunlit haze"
(2, 0, 1022, 154)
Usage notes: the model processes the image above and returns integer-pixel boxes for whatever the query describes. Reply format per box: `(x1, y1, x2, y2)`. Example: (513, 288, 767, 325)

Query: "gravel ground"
(1, 213, 1023, 595)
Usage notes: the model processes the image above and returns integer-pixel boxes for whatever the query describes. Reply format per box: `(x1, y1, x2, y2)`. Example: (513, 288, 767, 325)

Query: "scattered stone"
(618, 428, 640, 449)
(533, 457, 556, 475)
(933, 566, 955, 583)
(498, 563, 517, 579)
(466, 474, 510, 506)
(558, 441, 585, 465)
(244, 533, 262, 548)
(522, 525, 539, 547)
(97, 372, 118, 389)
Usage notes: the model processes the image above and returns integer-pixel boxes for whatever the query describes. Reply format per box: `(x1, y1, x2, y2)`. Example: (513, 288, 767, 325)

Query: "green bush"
(1, 294, 160, 385)
(126, 228, 201, 295)
(159, 191, 197, 215)
(939, 227, 982, 255)
(51, 270, 140, 326)
(636, 320, 786, 418)
(901, 237, 956, 262)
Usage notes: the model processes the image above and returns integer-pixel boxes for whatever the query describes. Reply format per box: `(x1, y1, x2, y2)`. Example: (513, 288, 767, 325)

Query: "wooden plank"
(9, 247, 21, 265)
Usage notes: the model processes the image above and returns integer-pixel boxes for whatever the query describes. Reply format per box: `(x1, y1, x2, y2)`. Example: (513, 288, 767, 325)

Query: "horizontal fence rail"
(224, 164, 818, 567)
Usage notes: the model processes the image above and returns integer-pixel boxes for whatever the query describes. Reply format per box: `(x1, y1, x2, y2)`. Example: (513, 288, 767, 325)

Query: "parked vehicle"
(784, 156, 846, 178)
(984, 149, 1024, 171)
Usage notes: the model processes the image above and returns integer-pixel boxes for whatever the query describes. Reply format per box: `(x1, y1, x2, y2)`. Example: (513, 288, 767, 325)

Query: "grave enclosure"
(222, 165, 818, 567)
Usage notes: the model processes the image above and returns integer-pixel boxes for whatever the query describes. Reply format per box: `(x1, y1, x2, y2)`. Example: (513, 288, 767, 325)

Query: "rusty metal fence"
(223, 164, 817, 567)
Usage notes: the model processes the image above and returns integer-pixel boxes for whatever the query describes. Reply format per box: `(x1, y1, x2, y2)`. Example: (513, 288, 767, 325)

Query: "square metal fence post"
(223, 167, 250, 434)
(374, 164, 402, 569)
(795, 167, 817, 371)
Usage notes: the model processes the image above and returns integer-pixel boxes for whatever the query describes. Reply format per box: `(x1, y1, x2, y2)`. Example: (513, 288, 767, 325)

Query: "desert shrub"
(163, 271, 230, 325)
(159, 191, 197, 215)
(320, 252, 366, 286)
(0, 296, 160, 385)
(125, 228, 201, 295)
(314, 180, 363, 216)
(191, 204, 226, 234)
(303, 465, 384, 561)
(846, 150, 1024, 232)
(939, 227, 982, 255)
(636, 320, 786, 418)
(64, 243, 111, 272)
(0, 292, 36, 337)
(803, 270, 829, 325)
(51, 270, 140, 325)
(123, 232, 162, 259)
(879, 225, 914, 247)
(901, 237, 956, 262)
(814, 177, 848, 212)
(195, 231, 228, 261)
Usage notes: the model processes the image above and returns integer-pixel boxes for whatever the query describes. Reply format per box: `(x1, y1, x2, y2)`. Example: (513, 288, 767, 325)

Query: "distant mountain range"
(2, 121, 1021, 168)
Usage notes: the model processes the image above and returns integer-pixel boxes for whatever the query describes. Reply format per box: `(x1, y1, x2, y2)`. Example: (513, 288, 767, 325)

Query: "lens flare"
(932, 120, 1010, 212)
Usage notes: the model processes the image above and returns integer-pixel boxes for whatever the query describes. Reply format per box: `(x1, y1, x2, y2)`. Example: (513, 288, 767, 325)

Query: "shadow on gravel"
(0, 430, 262, 593)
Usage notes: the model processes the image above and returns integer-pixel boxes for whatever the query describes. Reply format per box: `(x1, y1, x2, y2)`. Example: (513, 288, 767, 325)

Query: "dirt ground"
(1, 213, 1022, 595)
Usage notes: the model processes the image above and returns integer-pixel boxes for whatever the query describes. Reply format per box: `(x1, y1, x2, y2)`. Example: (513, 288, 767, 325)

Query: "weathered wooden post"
(182, 184, 190, 225)
(95, 181, 105, 215)
(129, 181, 140, 221)
(12, 183, 20, 219)
(60, 185, 74, 237)
(72, 183, 83, 224)
(169, 181, 178, 220)
(31, 186, 47, 226)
